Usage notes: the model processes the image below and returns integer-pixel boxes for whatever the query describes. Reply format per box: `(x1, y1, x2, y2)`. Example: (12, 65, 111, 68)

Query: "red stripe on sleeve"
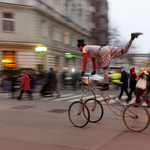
(82, 53, 87, 72)
(92, 58, 96, 71)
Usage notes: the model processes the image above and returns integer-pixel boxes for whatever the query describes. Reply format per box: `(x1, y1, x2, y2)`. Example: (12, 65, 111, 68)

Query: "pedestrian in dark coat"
(127, 67, 137, 103)
(16, 71, 32, 100)
(10, 68, 18, 98)
(61, 69, 66, 88)
(118, 68, 130, 100)
(146, 67, 150, 96)
(47, 68, 60, 98)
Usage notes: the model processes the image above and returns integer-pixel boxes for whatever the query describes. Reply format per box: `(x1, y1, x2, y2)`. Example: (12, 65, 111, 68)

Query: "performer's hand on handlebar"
(81, 71, 85, 76)
(91, 71, 96, 75)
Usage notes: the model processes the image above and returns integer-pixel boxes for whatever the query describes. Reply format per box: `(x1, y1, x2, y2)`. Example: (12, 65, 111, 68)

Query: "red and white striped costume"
(82, 39, 133, 72)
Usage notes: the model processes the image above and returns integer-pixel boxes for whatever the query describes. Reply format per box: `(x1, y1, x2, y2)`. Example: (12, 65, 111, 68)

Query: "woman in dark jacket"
(135, 68, 149, 106)
(118, 68, 130, 100)
(127, 67, 137, 103)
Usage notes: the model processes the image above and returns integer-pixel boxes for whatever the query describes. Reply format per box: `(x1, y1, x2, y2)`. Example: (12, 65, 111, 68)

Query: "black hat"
(77, 39, 86, 47)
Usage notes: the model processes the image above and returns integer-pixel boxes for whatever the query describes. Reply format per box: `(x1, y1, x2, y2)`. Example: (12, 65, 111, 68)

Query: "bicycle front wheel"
(84, 98, 104, 123)
(68, 101, 90, 128)
(123, 103, 150, 132)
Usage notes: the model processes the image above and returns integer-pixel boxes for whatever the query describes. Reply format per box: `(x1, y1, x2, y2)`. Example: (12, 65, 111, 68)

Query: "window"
(41, 20, 48, 37)
(90, 22, 95, 28)
(54, 0, 61, 13)
(3, 13, 14, 32)
(53, 26, 62, 42)
(90, 6, 95, 12)
(63, 30, 70, 44)
(99, 18, 106, 30)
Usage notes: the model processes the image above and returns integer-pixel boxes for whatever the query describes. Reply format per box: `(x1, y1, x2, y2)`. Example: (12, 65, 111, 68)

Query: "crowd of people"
(0, 67, 80, 99)
(118, 67, 150, 106)
(0, 67, 61, 99)
(0, 66, 150, 106)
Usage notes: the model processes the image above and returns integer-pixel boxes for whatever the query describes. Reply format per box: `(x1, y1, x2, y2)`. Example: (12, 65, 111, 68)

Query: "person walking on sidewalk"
(77, 32, 143, 90)
(118, 68, 130, 101)
(135, 68, 150, 106)
(127, 67, 137, 103)
(10, 67, 18, 98)
(16, 71, 32, 100)
(146, 67, 150, 96)
(47, 68, 60, 98)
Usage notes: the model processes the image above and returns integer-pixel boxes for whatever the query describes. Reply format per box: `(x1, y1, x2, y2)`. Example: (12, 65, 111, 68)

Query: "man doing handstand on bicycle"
(77, 32, 143, 90)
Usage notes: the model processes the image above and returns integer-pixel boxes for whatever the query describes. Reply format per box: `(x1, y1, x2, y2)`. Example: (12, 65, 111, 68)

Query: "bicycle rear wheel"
(68, 101, 90, 128)
(84, 98, 104, 123)
(123, 103, 150, 132)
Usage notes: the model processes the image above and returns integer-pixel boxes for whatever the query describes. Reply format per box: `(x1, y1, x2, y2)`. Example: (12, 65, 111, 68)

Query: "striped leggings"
(99, 39, 133, 68)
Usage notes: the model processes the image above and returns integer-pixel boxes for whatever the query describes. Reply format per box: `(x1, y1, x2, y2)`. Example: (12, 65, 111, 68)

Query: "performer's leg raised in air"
(77, 32, 143, 90)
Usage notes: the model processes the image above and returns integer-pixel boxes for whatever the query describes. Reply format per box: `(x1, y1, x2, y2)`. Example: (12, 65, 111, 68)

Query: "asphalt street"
(0, 86, 150, 150)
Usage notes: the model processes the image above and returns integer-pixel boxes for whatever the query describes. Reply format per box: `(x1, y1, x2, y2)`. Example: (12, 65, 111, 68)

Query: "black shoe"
(131, 32, 143, 40)
(16, 97, 20, 100)
(100, 84, 109, 91)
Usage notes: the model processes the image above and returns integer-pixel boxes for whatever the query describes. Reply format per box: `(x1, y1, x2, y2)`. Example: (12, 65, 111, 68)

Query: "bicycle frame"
(78, 76, 138, 119)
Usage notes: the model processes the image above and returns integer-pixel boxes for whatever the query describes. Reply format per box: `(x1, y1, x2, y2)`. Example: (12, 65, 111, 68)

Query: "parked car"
(83, 73, 105, 85)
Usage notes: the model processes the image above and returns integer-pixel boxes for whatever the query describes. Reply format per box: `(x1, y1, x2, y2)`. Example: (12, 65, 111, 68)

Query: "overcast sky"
(107, 0, 150, 54)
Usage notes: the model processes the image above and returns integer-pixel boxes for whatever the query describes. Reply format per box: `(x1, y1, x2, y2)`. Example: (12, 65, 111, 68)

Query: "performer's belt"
(98, 46, 103, 52)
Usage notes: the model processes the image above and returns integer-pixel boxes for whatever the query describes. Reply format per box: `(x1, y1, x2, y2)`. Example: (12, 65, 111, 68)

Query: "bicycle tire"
(123, 103, 150, 132)
(68, 101, 90, 128)
(84, 98, 104, 123)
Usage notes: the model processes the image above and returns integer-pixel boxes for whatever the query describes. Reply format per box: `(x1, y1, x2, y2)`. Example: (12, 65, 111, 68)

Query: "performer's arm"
(82, 53, 87, 72)
(91, 58, 96, 71)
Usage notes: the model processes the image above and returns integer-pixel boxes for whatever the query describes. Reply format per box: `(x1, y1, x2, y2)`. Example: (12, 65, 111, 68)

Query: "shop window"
(2, 51, 16, 68)
(3, 13, 14, 32)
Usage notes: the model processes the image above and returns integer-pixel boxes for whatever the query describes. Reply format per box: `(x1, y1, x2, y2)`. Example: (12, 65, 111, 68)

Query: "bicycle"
(68, 75, 150, 132)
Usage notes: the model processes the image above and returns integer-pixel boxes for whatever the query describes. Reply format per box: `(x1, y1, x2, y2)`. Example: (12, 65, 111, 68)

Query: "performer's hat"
(77, 39, 86, 47)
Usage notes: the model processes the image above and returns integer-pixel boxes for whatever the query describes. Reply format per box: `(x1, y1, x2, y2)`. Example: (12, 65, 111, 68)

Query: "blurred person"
(72, 70, 78, 89)
(127, 67, 137, 103)
(47, 68, 60, 98)
(118, 68, 130, 100)
(1, 72, 9, 92)
(61, 69, 67, 88)
(28, 70, 37, 93)
(146, 67, 150, 96)
(135, 68, 150, 106)
(0, 73, 1, 92)
(16, 71, 33, 100)
(10, 67, 18, 98)
(77, 32, 143, 90)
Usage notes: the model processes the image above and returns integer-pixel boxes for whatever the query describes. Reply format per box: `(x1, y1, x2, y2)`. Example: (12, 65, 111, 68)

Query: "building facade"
(0, 0, 96, 74)
(90, 0, 108, 45)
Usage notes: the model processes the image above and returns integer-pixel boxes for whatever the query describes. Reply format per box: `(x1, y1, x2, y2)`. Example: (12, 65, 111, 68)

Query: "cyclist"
(77, 32, 143, 90)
